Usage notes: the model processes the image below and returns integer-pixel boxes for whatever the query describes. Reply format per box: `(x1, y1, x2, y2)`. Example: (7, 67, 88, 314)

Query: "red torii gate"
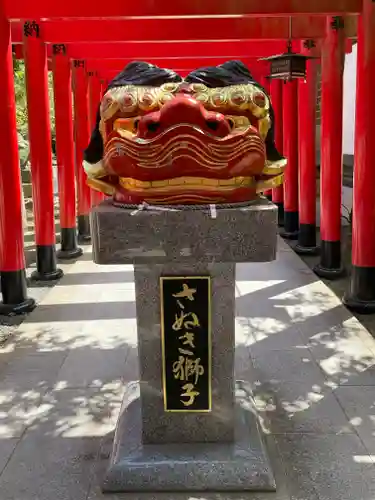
(13, 41, 310, 59)
(2, 0, 362, 17)
(12, 37, 283, 239)
(9, 16, 358, 42)
(0, 0, 374, 316)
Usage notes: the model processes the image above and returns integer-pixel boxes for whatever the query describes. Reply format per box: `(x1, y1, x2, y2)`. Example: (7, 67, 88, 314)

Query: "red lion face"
(84, 62, 286, 205)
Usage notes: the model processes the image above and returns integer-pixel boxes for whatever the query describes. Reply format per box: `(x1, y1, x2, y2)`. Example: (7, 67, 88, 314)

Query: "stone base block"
(102, 383, 275, 493)
(91, 199, 277, 265)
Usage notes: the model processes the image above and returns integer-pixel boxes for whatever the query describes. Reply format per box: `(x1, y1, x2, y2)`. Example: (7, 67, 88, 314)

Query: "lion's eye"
(227, 118, 235, 130)
(252, 92, 267, 108)
(225, 115, 251, 130)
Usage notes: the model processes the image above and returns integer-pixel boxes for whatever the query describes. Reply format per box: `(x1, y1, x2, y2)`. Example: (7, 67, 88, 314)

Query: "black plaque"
(160, 276, 211, 412)
(23, 21, 40, 38)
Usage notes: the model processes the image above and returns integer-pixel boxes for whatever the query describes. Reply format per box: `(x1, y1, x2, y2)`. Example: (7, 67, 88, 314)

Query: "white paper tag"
(130, 202, 148, 216)
(210, 204, 217, 219)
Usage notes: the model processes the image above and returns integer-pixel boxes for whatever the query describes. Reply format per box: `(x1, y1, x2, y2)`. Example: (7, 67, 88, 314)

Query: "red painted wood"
(12, 43, 23, 58)
(352, 0, 375, 266)
(88, 73, 105, 207)
(0, 12, 25, 271)
(260, 74, 272, 197)
(260, 75, 270, 93)
(24, 32, 56, 246)
(10, 16, 356, 44)
(72, 64, 92, 216)
(9, 40, 303, 60)
(320, 17, 345, 242)
(44, 41, 290, 60)
(272, 185, 284, 204)
(283, 80, 299, 213)
(5, 0, 361, 19)
(88, 74, 101, 131)
(85, 57, 268, 72)
(270, 79, 284, 204)
(298, 49, 318, 225)
(345, 39, 354, 53)
(52, 52, 77, 230)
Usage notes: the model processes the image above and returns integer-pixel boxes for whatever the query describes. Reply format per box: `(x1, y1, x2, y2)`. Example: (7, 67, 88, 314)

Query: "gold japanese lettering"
(172, 311, 200, 331)
(176, 299, 185, 310)
(173, 283, 196, 301)
(180, 384, 200, 406)
(178, 347, 194, 356)
(172, 356, 204, 384)
(179, 332, 195, 349)
(180, 383, 200, 406)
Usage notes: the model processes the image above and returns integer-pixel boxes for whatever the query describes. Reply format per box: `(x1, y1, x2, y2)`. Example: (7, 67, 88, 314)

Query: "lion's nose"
(137, 95, 231, 138)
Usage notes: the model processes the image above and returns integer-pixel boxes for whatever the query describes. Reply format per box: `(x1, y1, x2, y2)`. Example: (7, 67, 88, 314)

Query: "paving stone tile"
(296, 305, 353, 343)
(57, 269, 135, 286)
(32, 385, 125, 438)
(235, 282, 311, 331)
(300, 312, 373, 345)
(41, 282, 135, 305)
(235, 314, 254, 346)
(249, 326, 307, 355)
(0, 386, 125, 498)
(309, 334, 375, 386)
(0, 434, 98, 500)
(0, 438, 19, 475)
(3, 244, 375, 499)
(0, 350, 68, 393)
(275, 434, 375, 500)
(0, 391, 46, 438)
(28, 300, 137, 323)
(234, 342, 253, 381)
(5, 320, 89, 351)
(57, 346, 130, 388)
(236, 258, 304, 282)
(253, 381, 354, 435)
(79, 318, 138, 350)
(356, 437, 375, 456)
(251, 349, 326, 385)
(334, 386, 375, 445)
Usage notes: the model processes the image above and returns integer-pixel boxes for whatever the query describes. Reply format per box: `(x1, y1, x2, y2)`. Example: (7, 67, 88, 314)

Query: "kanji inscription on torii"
(160, 276, 211, 412)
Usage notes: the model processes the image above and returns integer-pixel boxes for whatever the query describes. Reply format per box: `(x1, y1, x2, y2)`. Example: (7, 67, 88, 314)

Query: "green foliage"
(13, 57, 28, 133)
(48, 71, 56, 134)
(17, 132, 30, 168)
(12, 53, 56, 164)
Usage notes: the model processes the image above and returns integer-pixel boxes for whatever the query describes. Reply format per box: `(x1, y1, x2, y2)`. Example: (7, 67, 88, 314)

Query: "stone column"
(91, 199, 277, 492)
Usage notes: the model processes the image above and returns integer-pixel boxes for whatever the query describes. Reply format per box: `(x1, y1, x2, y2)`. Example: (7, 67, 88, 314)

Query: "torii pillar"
(23, 21, 63, 281)
(270, 79, 284, 227)
(314, 16, 346, 279)
(88, 71, 105, 207)
(52, 44, 83, 259)
(344, 0, 375, 313)
(280, 79, 299, 239)
(73, 60, 92, 242)
(295, 41, 318, 255)
(0, 5, 35, 314)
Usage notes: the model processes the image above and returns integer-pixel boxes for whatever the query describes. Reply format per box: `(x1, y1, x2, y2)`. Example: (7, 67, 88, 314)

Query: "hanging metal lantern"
(260, 41, 311, 81)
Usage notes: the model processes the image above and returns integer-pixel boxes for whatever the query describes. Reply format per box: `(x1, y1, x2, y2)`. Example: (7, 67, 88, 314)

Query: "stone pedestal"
(91, 199, 278, 492)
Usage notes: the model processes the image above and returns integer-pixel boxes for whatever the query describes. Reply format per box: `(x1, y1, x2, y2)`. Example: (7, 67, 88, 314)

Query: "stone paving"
(1, 238, 375, 499)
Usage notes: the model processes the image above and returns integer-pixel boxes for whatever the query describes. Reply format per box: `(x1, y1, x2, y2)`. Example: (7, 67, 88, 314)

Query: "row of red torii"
(0, 0, 374, 316)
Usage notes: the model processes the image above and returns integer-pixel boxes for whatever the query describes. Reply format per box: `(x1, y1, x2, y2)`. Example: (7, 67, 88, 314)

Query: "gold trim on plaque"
(160, 276, 212, 413)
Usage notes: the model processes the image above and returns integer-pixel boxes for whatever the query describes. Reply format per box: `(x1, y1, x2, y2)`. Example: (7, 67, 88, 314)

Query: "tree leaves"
(12, 52, 56, 162)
